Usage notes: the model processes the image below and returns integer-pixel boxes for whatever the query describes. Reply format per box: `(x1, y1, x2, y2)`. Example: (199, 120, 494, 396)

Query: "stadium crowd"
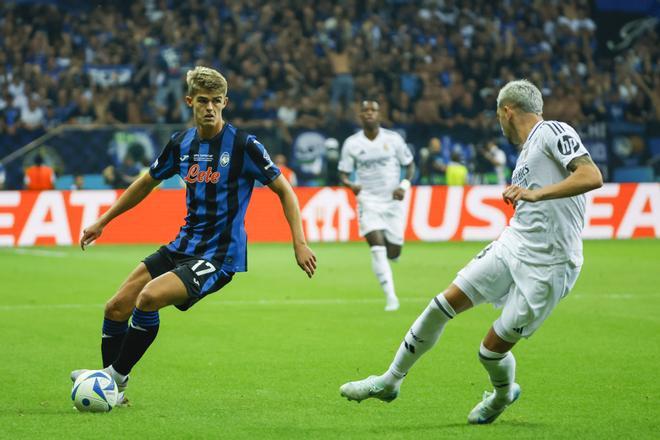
(0, 0, 659, 186)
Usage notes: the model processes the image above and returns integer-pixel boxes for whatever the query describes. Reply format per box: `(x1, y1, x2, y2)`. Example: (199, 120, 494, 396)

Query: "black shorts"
(142, 246, 234, 311)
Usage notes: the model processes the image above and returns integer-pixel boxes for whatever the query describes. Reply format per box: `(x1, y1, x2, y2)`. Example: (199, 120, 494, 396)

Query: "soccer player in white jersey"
(338, 100, 415, 311)
(339, 80, 603, 424)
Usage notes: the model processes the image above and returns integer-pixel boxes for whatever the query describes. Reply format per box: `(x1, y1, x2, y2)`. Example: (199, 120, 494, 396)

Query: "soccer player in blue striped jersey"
(72, 66, 316, 405)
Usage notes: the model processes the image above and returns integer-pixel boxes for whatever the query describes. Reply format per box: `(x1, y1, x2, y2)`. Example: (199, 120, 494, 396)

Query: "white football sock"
(382, 294, 456, 386)
(478, 343, 516, 404)
(370, 246, 396, 301)
(105, 364, 128, 384)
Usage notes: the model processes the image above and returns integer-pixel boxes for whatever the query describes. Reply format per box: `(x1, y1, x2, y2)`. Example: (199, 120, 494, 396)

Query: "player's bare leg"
(71, 263, 154, 406)
(101, 263, 153, 367)
(71, 263, 188, 405)
(366, 231, 399, 311)
(340, 284, 473, 402)
(468, 328, 521, 424)
(105, 263, 153, 321)
(385, 241, 401, 262)
(110, 272, 188, 377)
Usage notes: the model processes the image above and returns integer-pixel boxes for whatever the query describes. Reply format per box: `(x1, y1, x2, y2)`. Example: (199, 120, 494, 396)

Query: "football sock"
(101, 318, 129, 368)
(105, 364, 128, 386)
(383, 294, 456, 385)
(112, 308, 160, 376)
(370, 246, 397, 300)
(478, 342, 516, 405)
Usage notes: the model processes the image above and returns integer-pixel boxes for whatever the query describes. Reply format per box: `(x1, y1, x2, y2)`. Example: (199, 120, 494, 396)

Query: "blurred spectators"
(70, 173, 84, 190)
(0, 163, 6, 189)
(323, 137, 340, 186)
(103, 142, 144, 189)
(0, 0, 658, 184)
(473, 140, 507, 185)
(446, 150, 469, 186)
(24, 153, 55, 190)
(418, 137, 448, 184)
(0, 0, 657, 138)
(274, 153, 297, 187)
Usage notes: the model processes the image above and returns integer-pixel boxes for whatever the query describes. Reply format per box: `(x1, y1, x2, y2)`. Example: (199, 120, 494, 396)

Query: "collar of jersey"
(522, 120, 544, 148)
(195, 122, 228, 143)
(361, 129, 381, 142)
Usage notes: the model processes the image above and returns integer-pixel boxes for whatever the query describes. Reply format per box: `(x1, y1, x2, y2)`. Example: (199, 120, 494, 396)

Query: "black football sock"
(112, 308, 160, 376)
(101, 318, 129, 368)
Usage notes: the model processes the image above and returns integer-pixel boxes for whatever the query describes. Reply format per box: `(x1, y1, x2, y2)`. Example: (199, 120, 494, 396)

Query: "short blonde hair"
(497, 79, 543, 115)
(186, 66, 228, 97)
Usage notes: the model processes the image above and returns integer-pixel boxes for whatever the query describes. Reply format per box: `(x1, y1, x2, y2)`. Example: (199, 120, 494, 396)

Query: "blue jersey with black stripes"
(149, 123, 281, 272)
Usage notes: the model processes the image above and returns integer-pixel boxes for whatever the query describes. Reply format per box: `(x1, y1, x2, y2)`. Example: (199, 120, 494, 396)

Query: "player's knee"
(104, 298, 132, 321)
(485, 322, 519, 352)
(387, 248, 401, 260)
(135, 286, 163, 311)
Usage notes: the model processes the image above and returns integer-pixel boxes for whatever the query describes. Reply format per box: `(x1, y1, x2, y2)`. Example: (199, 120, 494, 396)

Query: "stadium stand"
(0, 0, 658, 188)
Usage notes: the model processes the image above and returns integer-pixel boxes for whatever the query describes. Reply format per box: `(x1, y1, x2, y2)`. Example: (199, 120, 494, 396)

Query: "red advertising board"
(0, 183, 657, 246)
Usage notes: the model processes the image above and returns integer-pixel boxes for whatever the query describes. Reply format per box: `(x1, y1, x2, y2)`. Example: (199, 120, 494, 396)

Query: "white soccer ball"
(71, 370, 118, 412)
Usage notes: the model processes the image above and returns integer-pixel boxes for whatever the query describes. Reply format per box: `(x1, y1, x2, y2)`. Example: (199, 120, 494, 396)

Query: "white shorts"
(453, 240, 581, 343)
(357, 198, 405, 245)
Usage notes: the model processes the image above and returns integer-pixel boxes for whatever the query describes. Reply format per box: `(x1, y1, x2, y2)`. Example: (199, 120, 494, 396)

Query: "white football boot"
(467, 383, 521, 424)
(339, 375, 400, 403)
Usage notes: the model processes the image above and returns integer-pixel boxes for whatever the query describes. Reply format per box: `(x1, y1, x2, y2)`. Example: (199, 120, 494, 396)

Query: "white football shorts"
(357, 197, 405, 245)
(453, 240, 581, 343)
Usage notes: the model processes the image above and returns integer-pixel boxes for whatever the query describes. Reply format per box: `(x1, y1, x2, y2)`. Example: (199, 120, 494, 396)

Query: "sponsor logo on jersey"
(557, 135, 580, 156)
(356, 157, 392, 169)
(193, 153, 214, 162)
(184, 164, 220, 184)
(511, 164, 530, 187)
(220, 152, 230, 167)
(180, 155, 189, 161)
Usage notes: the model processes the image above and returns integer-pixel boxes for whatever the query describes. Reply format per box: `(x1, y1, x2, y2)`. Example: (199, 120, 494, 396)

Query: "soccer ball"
(71, 370, 118, 412)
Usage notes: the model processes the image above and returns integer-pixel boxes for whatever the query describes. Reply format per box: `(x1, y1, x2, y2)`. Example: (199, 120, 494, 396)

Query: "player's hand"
(349, 184, 361, 196)
(294, 243, 317, 278)
(502, 185, 541, 206)
(80, 221, 105, 250)
(392, 188, 405, 200)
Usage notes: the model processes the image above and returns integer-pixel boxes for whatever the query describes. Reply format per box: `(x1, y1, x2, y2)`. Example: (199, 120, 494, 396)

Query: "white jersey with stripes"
(499, 120, 591, 267)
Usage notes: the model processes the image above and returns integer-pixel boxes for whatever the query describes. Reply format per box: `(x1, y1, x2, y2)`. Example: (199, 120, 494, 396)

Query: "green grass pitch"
(0, 240, 658, 439)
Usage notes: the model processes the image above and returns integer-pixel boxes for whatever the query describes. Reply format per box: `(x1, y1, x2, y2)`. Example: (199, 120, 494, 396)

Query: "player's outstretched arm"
(503, 154, 603, 205)
(80, 172, 161, 250)
(267, 175, 317, 278)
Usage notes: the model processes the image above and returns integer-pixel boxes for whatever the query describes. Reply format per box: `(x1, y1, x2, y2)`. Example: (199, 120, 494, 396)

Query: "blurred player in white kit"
(338, 100, 415, 311)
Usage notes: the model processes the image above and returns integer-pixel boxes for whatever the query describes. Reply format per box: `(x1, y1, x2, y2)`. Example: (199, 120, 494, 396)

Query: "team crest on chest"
(220, 152, 231, 167)
(384, 143, 389, 151)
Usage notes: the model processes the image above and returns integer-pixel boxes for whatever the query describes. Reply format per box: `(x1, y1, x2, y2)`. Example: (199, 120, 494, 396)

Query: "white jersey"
(499, 120, 590, 267)
(338, 128, 413, 202)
